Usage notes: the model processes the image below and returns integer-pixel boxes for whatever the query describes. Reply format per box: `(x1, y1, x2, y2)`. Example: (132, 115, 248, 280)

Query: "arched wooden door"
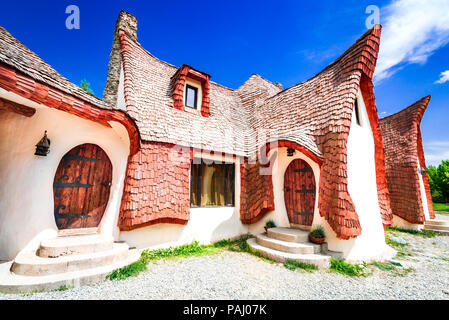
(53, 144, 113, 230)
(283, 159, 316, 226)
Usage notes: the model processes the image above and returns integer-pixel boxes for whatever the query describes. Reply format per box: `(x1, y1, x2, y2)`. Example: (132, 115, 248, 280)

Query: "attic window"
(355, 99, 361, 126)
(185, 85, 198, 109)
(172, 65, 211, 117)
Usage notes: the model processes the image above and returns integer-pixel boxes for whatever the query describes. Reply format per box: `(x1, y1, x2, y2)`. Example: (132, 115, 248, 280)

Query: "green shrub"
(284, 259, 318, 272)
(329, 258, 366, 277)
(310, 225, 325, 239)
(80, 79, 94, 94)
(265, 220, 276, 229)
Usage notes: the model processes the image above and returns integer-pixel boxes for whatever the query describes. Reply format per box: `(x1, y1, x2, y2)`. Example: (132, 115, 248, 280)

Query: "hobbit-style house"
(1, 10, 435, 291)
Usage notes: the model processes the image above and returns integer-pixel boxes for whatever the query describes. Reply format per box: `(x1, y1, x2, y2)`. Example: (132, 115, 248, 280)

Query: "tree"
(80, 79, 94, 95)
(427, 160, 449, 203)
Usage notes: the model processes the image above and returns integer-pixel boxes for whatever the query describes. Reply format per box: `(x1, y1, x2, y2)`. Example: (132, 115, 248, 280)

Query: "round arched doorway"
(53, 144, 113, 230)
(283, 158, 316, 227)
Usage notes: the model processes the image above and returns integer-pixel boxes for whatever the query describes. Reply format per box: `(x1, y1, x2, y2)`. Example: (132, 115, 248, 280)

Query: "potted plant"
(309, 225, 326, 244)
(264, 220, 276, 233)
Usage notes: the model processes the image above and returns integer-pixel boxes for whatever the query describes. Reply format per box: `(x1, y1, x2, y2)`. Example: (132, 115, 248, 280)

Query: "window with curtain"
(190, 158, 235, 207)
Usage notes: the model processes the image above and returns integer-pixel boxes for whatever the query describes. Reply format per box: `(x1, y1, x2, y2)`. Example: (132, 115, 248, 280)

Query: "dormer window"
(185, 85, 198, 109)
(172, 64, 211, 117)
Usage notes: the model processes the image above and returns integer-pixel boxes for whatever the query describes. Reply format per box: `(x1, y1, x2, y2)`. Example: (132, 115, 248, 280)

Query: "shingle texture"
(380, 96, 435, 224)
(115, 17, 392, 239)
(118, 141, 191, 230)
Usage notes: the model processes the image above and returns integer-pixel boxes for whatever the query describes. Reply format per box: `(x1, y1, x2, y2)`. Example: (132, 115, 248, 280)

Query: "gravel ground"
(1, 231, 449, 300)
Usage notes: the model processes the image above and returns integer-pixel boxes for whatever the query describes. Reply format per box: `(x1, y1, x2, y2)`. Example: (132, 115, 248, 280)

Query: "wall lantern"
(35, 131, 51, 156)
(287, 148, 295, 157)
(419, 167, 426, 175)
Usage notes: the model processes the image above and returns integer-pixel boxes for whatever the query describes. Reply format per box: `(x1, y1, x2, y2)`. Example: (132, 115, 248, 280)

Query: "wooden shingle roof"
(380, 96, 435, 224)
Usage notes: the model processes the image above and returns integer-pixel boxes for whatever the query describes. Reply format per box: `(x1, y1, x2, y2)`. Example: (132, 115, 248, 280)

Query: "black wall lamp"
(35, 131, 51, 156)
(287, 148, 295, 157)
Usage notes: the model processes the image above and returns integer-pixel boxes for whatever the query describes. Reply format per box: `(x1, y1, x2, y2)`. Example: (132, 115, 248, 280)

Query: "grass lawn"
(433, 203, 449, 213)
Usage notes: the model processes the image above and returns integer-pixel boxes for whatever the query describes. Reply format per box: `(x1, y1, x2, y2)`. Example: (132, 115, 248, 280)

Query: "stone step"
(423, 226, 449, 234)
(248, 238, 330, 268)
(424, 224, 449, 232)
(11, 243, 129, 276)
(38, 234, 114, 258)
(0, 249, 140, 294)
(256, 234, 320, 254)
(424, 219, 449, 227)
(267, 227, 309, 243)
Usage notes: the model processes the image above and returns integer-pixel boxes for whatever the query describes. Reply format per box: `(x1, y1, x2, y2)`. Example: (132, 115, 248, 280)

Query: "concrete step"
(424, 219, 449, 227)
(38, 234, 114, 258)
(248, 238, 330, 268)
(11, 243, 129, 276)
(0, 249, 140, 294)
(424, 224, 449, 232)
(256, 234, 320, 254)
(423, 226, 449, 234)
(267, 227, 309, 243)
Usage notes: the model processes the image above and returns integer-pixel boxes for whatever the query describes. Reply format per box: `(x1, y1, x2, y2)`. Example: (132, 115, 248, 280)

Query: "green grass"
(107, 236, 277, 281)
(106, 259, 147, 280)
(387, 227, 436, 238)
(384, 235, 414, 259)
(433, 203, 449, 212)
(225, 236, 276, 264)
(370, 260, 414, 277)
(329, 258, 367, 277)
(51, 285, 73, 292)
(284, 259, 318, 272)
(107, 240, 223, 281)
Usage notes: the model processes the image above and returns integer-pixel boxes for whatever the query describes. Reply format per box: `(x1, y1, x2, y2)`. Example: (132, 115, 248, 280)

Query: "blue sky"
(0, 0, 448, 165)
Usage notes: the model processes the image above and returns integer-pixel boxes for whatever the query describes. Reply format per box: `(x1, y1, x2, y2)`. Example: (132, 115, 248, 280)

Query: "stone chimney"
(115, 11, 137, 41)
(274, 82, 283, 90)
(103, 11, 137, 107)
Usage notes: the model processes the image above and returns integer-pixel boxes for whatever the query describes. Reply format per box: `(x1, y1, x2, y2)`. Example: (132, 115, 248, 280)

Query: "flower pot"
(309, 234, 325, 244)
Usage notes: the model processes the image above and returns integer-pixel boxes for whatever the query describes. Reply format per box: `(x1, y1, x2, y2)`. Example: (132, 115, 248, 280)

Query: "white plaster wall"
(119, 153, 248, 250)
(0, 89, 130, 260)
(418, 164, 430, 220)
(248, 147, 320, 235)
(314, 89, 393, 262)
(392, 214, 423, 230)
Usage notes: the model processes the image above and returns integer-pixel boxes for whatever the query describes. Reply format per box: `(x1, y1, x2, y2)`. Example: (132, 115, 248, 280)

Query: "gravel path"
(1, 232, 449, 300)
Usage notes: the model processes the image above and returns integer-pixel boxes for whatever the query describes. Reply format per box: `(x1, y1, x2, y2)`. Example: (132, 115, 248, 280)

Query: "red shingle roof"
(380, 96, 435, 224)
(116, 23, 392, 239)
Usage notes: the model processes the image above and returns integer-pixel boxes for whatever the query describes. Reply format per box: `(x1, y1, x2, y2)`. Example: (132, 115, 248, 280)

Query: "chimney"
(103, 11, 137, 106)
(274, 82, 283, 90)
(115, 11, 138, 41)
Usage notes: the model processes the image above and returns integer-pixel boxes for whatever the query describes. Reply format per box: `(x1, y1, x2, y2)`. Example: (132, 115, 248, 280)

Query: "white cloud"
(424, 141, 449, 166)
(435, 70, 449, 84)
(374, 0, 449, 82)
